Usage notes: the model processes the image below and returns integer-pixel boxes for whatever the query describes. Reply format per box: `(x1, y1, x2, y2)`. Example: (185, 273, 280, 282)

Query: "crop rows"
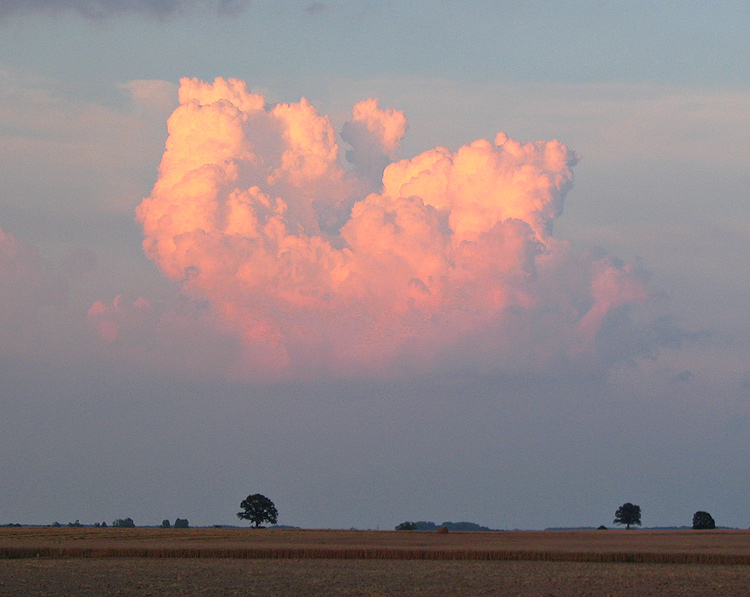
(4, 545, 750, 565)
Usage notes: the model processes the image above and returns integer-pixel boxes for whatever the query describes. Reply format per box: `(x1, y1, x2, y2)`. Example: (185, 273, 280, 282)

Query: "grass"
(3, 527, 750, 565)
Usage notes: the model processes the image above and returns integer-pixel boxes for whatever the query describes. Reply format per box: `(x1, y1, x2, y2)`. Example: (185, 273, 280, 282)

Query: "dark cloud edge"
(0, 0, 248, 21)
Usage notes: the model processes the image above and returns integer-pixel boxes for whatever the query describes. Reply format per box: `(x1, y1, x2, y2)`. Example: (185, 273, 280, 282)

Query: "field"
(3, 527, 750, 595)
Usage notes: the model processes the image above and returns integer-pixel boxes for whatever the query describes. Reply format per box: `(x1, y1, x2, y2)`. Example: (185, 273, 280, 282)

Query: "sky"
(1, 0, 749, 531)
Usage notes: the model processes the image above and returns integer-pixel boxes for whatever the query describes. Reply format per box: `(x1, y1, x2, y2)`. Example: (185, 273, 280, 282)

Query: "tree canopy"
(237, 493, 278, 527)
(112, 517, 135, 528)
(692, 511, 715, 529)
(613, 503, 641, 529)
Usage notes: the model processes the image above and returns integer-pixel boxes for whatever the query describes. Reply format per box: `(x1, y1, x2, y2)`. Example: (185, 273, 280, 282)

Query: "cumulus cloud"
(0, 0, 247, 20)
(87, 293, 252, 378)
(101, 77, 672, 380)
(341, 98, 408, 186)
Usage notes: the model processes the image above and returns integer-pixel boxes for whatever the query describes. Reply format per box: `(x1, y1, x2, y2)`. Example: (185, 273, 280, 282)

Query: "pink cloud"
(92, 77, 658, 381)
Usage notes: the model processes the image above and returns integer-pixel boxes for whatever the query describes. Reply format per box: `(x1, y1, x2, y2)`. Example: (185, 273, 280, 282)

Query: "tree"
(613, 503, 641, 529)
(160, 519, 171, 528)
(237, 494, 278, 527)
(174, 518, 189, 528)
(693, 511, 715, 529)
(112, 517, 135, 528)
(395, 521, 417, 531)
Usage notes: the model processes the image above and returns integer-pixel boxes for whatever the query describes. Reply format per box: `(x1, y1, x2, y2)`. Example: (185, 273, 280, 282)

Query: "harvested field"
(3, 527, 750, 563)
(3, 557, 750, 596)
(2, 528, 750, 595)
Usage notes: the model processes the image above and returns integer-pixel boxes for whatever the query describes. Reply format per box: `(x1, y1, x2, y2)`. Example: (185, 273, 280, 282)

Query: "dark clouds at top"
(0, 0, 248, 20)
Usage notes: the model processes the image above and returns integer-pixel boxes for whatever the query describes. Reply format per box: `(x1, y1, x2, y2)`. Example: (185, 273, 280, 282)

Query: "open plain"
(2, 527, 750, 595)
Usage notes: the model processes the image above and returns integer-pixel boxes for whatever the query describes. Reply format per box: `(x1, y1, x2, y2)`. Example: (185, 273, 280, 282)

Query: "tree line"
(612, 502, 716, 530)
(29, 495, 721, 531)
(396, 504, 719, 531)
(49, 517, 190, 528)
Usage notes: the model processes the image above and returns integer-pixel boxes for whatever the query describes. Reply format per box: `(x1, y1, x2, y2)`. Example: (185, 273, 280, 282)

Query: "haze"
(1, 1, 749, 531)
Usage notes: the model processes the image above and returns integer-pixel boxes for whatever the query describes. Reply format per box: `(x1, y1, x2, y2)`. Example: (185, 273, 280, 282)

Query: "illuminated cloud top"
(89, 77, 654, 381)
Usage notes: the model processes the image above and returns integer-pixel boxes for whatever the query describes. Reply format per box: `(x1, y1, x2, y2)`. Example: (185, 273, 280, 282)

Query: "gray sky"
(0, 0, 749, 530)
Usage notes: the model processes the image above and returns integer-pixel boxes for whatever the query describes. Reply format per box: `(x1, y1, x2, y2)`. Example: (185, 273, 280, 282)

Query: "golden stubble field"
(3, 527, 750, 595)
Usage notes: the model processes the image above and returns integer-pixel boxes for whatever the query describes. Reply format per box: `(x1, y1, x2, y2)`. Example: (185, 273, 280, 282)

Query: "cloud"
(0, 0, 247, 20)
(341, 98, 408, 186)
(0, 71, 179, 219)
(94, 77, 679, 381)
(121, 79, 178, 112)
(87, 293, 253, 379)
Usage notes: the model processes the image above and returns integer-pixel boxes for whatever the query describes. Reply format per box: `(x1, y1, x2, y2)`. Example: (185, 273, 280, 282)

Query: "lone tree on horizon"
(693, 511, 716, 529)
(237, 493, 278, 528)
(613, 503, 641, 529)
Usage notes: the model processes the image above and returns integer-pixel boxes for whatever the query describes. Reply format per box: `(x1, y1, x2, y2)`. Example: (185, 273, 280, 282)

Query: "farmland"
(2, 527, 750, 595)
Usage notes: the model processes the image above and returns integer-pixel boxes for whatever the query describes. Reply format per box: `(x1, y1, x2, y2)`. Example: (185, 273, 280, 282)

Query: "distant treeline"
(2, 522, 301, 529)
(544, 526, 734, 531)
(412, 521, 494, 531)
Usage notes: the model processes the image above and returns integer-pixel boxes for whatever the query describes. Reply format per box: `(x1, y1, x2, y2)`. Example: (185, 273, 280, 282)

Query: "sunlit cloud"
(87, 293, 249, 378)
(82, 77, 686, 381)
